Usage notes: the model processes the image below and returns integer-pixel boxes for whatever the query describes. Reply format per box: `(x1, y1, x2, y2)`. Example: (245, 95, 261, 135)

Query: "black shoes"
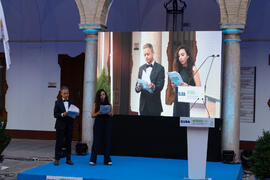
(54, 160, 59, 166)
(66, 160, 74, 165)
(54, 159, 74, 166)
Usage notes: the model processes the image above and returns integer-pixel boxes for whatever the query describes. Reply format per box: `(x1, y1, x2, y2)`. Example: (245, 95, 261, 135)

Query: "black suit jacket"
(135, 62, 165, 115)
(53, 99, 75, 130)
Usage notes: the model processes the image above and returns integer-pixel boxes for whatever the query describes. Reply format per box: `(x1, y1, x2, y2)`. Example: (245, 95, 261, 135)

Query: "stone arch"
(75, 0, 113, 26)
(217, 0, 251, 29)
(95, 0, 113, 26)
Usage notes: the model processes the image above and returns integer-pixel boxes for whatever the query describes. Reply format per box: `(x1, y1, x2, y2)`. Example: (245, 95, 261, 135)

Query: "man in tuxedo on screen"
(135, 43, 165, 116)
(53, 86, 76, 166)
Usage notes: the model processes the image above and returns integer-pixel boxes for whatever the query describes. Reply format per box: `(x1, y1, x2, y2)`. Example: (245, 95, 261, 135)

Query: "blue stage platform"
(18, 155, 243, 180)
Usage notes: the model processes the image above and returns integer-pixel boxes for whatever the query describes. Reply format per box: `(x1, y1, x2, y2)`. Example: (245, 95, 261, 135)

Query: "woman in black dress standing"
(171, 46, 201, 117)
(90, 89, 113, 165)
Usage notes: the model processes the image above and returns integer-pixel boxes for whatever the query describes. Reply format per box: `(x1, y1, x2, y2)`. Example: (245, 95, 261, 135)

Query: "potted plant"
(249, 130, 270, 180)
(0, 119, 11, 163)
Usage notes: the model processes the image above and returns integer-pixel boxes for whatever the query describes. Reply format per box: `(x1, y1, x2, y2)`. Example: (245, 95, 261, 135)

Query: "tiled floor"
(0, 139, 76, 180)
(0, 139, 255, 180)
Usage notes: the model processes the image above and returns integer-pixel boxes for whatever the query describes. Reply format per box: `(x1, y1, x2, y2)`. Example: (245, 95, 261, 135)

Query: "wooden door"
(0, 53, 7, 122)
(58, 53, 84, 141)
(112, 32, 133, 115)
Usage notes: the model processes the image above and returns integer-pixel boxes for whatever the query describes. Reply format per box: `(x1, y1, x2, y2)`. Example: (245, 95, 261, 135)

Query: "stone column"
(75, 0, 113, 151)
(222, 29, 243, 162)
(80, 25, 104, 149)
(217, 0, 250, 162)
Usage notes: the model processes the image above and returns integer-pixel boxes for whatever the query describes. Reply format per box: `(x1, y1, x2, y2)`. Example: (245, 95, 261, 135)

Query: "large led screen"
(97, 31, 222, 118)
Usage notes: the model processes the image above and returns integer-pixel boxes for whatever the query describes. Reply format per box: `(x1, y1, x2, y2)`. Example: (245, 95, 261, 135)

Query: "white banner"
(46, 176, 83, 180)
(180, 117, 215, 128)
(0, 0, 10, 70)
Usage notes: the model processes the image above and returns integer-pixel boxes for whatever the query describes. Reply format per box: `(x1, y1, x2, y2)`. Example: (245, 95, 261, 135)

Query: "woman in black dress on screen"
(90, 89, 113, 165)
(171, 46, 201, 117)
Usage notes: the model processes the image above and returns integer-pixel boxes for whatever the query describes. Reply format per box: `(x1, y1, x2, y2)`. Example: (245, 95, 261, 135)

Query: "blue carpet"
(18, 155, 243, 180)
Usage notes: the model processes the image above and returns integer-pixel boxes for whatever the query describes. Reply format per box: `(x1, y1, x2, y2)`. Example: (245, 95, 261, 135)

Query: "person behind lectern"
(171, 46, 201, 117)
(89, 89, 113, 165)
(53, 86, 77, 166)
(135, 43, 165, 116)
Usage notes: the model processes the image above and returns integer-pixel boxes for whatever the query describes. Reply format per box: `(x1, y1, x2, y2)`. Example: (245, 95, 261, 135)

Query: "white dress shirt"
(143, 61, 155, 83)
(62, 98, 69, 117)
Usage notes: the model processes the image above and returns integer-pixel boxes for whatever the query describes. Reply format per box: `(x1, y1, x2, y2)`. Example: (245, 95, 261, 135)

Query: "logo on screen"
(178, 92, 186, 96)
(180, 120, 190, 124)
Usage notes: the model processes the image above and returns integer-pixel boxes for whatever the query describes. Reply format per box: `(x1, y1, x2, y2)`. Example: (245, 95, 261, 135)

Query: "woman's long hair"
(172, 46, 195, 79)
(94, 89, 110, 113)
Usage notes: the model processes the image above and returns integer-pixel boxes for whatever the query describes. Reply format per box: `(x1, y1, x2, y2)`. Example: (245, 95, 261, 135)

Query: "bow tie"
(63, 100, 68, 102)
(146, 64, 153, 68)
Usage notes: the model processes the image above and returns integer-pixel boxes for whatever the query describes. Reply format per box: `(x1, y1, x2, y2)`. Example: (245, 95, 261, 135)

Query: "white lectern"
(178, 86, 214, 179)
(180, 117, 214, 180)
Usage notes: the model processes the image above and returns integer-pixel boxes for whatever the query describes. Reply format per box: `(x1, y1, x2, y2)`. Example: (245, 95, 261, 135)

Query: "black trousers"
(55, 123, 73, 160)
(90, 115, 112, 163)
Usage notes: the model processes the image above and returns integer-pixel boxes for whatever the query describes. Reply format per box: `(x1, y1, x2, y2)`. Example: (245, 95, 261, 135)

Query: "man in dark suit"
(135, 43, 165, 116)
(53, 86, 75, 166)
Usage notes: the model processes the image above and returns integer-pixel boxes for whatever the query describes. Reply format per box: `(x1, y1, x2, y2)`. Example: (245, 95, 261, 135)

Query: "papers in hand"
(67, 104, 80, 119)
(167, 71, 183, 86)
(141, 70, 151, 84)
(100, 105, 111, 114)
(137, 79, 153, 93)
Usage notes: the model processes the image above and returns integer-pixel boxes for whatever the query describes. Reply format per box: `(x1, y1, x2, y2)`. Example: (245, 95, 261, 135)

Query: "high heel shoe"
(89, 161, 96, 166)
(104, 161, 112, 165)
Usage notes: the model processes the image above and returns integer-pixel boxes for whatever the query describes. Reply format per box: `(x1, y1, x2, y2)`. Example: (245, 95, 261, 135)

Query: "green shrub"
(249, 130, 270, 179)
